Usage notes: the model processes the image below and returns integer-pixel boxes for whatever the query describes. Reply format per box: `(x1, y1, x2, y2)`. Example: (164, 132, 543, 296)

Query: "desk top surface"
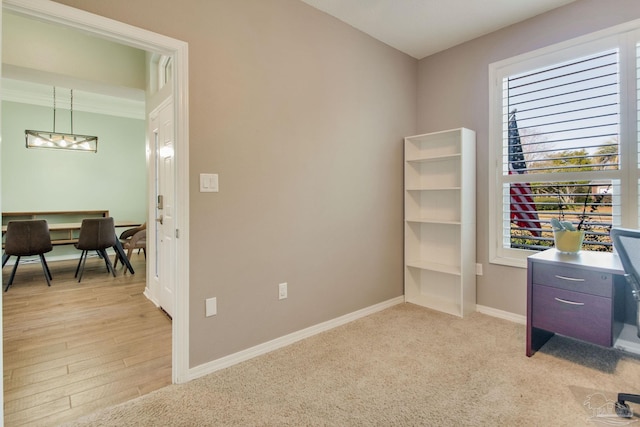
(528, 248, 624, 275)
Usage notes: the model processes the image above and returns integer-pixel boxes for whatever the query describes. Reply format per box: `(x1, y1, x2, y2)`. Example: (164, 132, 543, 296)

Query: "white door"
(149, 99, 175, 318)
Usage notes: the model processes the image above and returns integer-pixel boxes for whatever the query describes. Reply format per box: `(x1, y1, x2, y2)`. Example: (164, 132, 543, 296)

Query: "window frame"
(488, 20, 640, 268)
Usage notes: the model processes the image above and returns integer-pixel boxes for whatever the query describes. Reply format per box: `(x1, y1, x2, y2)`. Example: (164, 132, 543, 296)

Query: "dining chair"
(114, 228, 146, 273)
(2, 220, 53, 291)
(74, 217, 117, 282)
(117, 222, 146, 255)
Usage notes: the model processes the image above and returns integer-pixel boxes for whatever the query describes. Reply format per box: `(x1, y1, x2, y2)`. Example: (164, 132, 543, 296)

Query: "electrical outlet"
(279, 282, 287, 300)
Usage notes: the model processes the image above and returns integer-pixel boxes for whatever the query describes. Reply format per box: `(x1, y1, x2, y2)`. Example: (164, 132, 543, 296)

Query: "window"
(489, 21, 640, 267)
(160, 55, 173, 89)
(149, 54, 173, 93)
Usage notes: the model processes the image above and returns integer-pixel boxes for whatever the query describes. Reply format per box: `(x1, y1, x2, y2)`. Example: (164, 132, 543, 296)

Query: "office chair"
(2, 220, 53, 291)
(74, 217, 117, 282)
(610, 227, 640, 417)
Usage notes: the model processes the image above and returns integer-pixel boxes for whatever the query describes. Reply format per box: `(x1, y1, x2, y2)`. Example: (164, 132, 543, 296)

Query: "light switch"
(200, 173, 218, 192)
(206, 297, 217, 317)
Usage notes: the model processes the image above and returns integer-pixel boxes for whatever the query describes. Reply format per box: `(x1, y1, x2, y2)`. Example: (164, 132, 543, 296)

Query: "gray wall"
(50, 0, 417, 367)
(45, 0, 640, 368)
(416, 0, 640, 315)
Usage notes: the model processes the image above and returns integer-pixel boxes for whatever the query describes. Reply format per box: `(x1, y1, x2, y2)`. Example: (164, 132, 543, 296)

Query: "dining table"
(2, 220, 141, 234)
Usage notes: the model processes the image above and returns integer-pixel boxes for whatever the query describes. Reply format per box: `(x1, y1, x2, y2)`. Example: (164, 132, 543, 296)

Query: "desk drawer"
(532, 284, 612, 347)
(531, 263, 612, 297)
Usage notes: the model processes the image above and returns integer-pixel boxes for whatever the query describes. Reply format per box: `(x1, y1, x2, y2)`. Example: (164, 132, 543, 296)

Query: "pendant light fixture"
(25, 87, 98, 153)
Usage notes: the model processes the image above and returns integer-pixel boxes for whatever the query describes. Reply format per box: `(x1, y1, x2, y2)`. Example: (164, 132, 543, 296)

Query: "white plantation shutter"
(490, 22, 640, 264)
(503, 49, 620, 252)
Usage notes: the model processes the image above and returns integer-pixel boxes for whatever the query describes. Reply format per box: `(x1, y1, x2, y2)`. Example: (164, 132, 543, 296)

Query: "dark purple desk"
(526, 249, 625, 356)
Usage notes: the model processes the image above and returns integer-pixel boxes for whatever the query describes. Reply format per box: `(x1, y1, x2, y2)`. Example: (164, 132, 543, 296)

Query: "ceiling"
(1, 11, 145, 118)
(300, 0, 577, 59)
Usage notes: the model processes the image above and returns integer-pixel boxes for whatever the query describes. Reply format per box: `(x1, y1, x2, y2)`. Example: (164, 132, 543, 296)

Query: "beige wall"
(417, 0, 640, 315)
(50, 0, 417, 367)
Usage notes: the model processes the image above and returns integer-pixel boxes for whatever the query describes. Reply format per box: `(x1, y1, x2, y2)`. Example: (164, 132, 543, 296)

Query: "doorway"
(0, 0, 190, 420)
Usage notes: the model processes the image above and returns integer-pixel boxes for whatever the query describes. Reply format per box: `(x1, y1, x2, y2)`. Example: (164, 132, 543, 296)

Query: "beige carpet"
(62, 303, 640, 426)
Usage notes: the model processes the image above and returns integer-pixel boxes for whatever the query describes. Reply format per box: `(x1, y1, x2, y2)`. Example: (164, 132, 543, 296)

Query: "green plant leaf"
(550, 218, 564, 231)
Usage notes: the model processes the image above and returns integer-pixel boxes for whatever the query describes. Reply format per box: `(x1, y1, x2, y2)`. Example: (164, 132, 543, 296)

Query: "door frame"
(1, 0, 191, 389)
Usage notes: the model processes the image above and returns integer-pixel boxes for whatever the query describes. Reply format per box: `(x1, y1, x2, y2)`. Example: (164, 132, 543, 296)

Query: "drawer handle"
(554, 297, 585, 306)
(554, 275, 585, 282)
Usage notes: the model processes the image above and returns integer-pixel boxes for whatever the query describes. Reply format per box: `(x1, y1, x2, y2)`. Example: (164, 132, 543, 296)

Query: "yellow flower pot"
(553, 230, 585, 254)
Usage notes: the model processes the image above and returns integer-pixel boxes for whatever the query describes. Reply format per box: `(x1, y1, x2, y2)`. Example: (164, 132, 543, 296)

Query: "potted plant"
(550, 218, 585, 253)
(550, 187, 592, 253)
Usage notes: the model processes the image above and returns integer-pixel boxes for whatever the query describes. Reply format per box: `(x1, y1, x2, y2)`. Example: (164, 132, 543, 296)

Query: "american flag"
(509, 110, 541, 237)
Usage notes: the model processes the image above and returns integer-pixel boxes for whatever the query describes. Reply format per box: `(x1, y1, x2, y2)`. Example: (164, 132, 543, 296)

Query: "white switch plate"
(278, 282, 287, 300)
(206, 297, 217, 316)
(200, 173, 218, 192)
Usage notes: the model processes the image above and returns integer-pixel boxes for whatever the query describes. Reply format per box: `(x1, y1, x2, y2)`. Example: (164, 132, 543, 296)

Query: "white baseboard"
(143, 287, 160, 307)
(476, 304, 526, 325)
(185, 296, 405, 382)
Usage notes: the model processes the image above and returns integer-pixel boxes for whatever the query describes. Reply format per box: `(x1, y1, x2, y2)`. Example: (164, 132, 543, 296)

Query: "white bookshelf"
(404, 128, 476, 317)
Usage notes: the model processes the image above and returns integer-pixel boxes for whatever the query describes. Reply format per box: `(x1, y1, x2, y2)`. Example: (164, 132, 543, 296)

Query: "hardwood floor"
(2, 253, 172, 426)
